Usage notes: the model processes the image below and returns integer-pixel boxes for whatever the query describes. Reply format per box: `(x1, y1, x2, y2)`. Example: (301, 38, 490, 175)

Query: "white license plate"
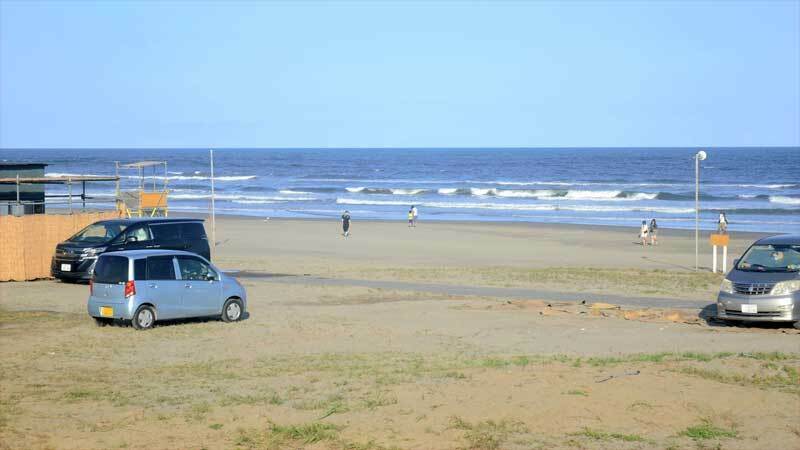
(60, 264, 71, 272)
(741, 304, 757, 314)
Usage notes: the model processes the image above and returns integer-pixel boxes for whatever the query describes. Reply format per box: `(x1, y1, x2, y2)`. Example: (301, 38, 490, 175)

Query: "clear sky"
(1, 1, 798, 149)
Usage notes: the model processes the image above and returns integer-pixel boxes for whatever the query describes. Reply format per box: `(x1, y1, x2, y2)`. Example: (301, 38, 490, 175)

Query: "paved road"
(236, 271, 713, 311)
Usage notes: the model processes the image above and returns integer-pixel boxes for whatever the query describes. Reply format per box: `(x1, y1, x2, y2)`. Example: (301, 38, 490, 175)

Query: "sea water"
(2, 147, 798, 232)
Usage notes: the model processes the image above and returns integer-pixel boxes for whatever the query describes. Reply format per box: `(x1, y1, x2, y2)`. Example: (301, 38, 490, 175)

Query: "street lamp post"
(694, 150, 707, 271)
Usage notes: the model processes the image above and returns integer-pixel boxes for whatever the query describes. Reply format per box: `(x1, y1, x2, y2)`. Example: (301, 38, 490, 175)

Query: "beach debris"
(590, 302, 620, 310)
(596, 370, 641, 383)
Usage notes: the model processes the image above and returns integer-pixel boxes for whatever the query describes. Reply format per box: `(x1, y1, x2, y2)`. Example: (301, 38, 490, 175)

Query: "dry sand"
(1, 217, 798, 449)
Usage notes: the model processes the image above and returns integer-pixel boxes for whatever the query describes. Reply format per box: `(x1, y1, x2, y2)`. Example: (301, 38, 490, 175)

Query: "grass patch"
(677, 365, 800, 394)
(573, 427, 647, 442)
(354, 266, 723, 299)
(449, 416, 529, 449)
(269, 421, 341, 444)
(362, 390, 398, 410)
(563, 389, 588, 397)
(209, 423, 224, 430)
(680, 419, 738, 440)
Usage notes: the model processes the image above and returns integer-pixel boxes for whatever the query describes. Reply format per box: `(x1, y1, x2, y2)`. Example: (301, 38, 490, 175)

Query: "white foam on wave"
(171, 193, 316, 202)
(713, 183, 796, 189)
(470, 188, 496, 196)
(280, 190, 314, 195)
(346, 187, 365, 193)
(46, 172, 105, 178)
(769, 196, 800, 205)
(335, 198, 694, 214)
(438, 188, 458, 195)
(391, 188, 426, 195)
(562, 190, 621, 200)
(121, 175, 256, 181)
(232, 200, 280, 204)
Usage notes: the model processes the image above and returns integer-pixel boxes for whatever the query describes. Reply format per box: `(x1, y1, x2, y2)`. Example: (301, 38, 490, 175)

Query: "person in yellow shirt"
(408, 209, 414, 228)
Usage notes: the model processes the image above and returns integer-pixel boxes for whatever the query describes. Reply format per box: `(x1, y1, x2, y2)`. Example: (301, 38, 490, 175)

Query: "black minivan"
(51, 218, 211, 281)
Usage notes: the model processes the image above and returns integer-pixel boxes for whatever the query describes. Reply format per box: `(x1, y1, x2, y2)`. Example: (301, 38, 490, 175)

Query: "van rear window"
(93, 256, 129, 284)
(180, 222, 206, 239)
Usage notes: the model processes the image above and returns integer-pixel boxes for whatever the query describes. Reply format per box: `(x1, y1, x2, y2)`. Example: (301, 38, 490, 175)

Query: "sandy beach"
(1, 217, 797, 449)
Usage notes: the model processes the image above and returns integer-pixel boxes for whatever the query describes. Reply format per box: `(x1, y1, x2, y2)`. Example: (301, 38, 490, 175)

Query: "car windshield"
(737, 244, 800, 272)
(68, 222, 126, 244)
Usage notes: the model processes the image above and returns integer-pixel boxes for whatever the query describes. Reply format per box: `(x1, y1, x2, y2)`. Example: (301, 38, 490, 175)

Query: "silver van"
(87, 250, 247, 330)
(716, 234, 800, 328)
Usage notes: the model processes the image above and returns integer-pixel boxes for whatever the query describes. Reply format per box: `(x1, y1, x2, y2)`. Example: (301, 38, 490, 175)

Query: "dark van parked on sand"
(51, 218, 210, 281)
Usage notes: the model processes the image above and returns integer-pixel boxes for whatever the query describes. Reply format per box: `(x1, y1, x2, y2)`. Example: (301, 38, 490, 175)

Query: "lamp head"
(696, 150, 707, 161)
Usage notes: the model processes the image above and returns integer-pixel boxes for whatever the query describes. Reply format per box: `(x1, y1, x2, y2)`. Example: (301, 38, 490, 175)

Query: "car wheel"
(221, 298, 243, 323)
(131, 305, 155, 330)
(93, 317, 111, 327)
(793, 321, 800, 330)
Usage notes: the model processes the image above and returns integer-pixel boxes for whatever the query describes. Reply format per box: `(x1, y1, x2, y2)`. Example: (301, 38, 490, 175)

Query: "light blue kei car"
(87, 250, 247, 330)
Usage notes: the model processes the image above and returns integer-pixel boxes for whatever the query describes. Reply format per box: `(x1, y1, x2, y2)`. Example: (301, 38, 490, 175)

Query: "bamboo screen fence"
(0, 212, 120, 281)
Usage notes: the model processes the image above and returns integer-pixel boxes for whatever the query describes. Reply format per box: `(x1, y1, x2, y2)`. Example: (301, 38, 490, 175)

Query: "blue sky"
(1, 1, 798, 148)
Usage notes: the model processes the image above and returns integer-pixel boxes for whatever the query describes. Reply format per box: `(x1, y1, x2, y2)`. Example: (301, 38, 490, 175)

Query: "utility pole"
(210, 149, 216, 256)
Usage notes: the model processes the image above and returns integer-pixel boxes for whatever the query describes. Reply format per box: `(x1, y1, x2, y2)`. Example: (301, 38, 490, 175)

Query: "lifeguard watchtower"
(116, 161, 170, 217)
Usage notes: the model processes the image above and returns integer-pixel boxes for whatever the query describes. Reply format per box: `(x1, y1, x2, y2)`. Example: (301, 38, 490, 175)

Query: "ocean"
(2, 147, 799, 232)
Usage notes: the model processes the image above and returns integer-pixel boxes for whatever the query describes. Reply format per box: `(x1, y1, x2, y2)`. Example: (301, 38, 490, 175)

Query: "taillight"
(124, 280, 136, 298)
(89, 280, 93, 295)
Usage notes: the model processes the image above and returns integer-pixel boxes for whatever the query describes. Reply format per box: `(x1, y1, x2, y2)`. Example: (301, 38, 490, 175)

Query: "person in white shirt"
(411, 205, 418, 227)
(639, 220, 649, 246)
(717, 212, 728, 234)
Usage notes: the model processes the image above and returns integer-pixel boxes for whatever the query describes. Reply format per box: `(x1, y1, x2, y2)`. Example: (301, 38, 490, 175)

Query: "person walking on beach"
(411, 205, 418, 227)
(341, 210, 351, 237)
(639, 220, 649, 246)
(648, 218, 658, 246)
(407, 209, 414, 227)
(717, 212, 728, 234)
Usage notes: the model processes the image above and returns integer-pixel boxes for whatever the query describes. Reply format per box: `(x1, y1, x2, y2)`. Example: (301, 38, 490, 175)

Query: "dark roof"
(755, 234, 800, 245)
(98, 217, 204, 225)
(0, 163, 48, 168)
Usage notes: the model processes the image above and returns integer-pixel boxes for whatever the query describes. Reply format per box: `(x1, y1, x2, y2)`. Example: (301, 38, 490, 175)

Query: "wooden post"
(723, 246, 728, 273)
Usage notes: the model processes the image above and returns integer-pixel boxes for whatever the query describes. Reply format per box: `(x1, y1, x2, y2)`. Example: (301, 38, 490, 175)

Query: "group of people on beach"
(638, 212, 730, 246)
(639, 219, 658, 246)
(340, 205, 419, 237)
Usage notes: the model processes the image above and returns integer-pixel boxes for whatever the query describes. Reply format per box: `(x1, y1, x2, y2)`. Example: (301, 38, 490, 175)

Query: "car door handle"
(184, 284, 192, 289)
(148, 284, 158, 289)
(146, 245, 161, 249)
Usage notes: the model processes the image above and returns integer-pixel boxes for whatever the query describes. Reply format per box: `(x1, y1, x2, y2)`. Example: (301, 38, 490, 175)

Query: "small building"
(0, 163, 48, 215)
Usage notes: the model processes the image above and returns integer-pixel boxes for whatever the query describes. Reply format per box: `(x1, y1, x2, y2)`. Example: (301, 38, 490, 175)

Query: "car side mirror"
(125, 235, 138, 244)
(206, 273, 217, 281)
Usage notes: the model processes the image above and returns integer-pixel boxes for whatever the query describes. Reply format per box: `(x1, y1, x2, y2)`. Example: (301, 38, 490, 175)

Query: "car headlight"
(81, 247, 107, 258)
(771, 280, 800, 296)
(720, 279, 734, 294)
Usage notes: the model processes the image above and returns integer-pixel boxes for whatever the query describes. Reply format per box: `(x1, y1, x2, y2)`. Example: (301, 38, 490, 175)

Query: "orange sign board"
(140, 192, 168, 209)
(709, 234, 730, 246)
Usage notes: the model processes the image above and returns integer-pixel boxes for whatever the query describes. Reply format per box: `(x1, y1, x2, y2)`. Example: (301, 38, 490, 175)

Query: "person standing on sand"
(407, 209, 414, 227)
(341, 210, 351, 237)
(411, 205, 418, 227)
(640, 220, 649, 246)
(649, 218, 658, 246)
(717, 212, 728, 234)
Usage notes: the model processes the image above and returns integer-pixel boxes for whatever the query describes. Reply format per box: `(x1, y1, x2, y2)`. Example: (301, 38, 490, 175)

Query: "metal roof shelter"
(0, 163, 120, 215)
